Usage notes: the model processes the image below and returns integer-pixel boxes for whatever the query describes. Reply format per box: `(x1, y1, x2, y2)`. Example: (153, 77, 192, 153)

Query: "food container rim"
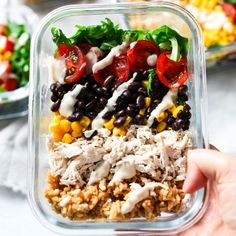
(28, 1, 209, 235)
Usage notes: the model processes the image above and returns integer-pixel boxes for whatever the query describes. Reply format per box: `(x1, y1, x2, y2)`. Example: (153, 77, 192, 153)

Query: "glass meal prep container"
(28, 2, 209, 235)
(0, 1, 38, 120)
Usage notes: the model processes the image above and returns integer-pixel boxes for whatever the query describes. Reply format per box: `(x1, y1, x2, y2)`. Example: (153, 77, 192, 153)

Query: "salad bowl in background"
(0, 3, 38, 120)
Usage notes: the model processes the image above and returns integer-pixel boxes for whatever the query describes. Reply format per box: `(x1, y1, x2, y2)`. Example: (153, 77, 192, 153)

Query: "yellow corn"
(71, 121, 82, 132)
(157, 122, 167, 133)
(104, 117, 115, 130)
(3, 51, 13, 60)
(53, 132, 63, 142)
(79, 116, 91, 128)
(139, 108, 146, 115)
(71, 131, 82, 138)
(49, 123, 62, 133)
(142, 80, 148, 88)
(173, 105, 184, 118)
(157, 111, 168, 122)
(53, 115, 63, 124)
(60, 119, 71, 133)
(0, 54, 2, 62)
(144, 97, 151, 108)
(62, 133, 73, 144)
(168, 105, 176, 113)
(112, 127, 126, 136)
(124, 116, 132, 127)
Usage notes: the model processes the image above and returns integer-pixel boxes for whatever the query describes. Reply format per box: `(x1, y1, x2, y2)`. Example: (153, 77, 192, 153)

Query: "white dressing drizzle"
(88, 161, 110, 185)
(147, 89, 178, 127)
(109, 162, 136, 186)
(91, 73, 137, 130)
(48, 57, 66, 84)
(92, 41, 129, 73)
(121, 182, 168, 214)
(86, 47, 103, 75)
(59, 84, 85, 118)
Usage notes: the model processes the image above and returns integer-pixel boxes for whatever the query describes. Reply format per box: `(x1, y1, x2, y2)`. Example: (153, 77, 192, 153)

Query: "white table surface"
(1, 0, 236, 234)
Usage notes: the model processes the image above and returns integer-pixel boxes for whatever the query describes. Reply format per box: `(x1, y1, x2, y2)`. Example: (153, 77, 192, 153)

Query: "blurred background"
(0, 0, 236, 235)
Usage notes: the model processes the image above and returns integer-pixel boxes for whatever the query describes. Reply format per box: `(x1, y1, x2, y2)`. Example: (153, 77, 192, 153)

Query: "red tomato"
(93, 55, 130, 86)
(0, 60, 11, 76)
(79, 43, 92, 54)
(56, 44, 86, 83)
(157, 51, 188, 89)
(2, 74, 17, 91)
(0, 35, 14, 53)
(127, 40, 159, 72)
(221, 3, 236, 22)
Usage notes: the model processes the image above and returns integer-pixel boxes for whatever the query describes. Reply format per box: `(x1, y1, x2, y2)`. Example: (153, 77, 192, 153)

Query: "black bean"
(135, 71, 143, 81)
(83, 130, 98, 140)
(145, 107, 152, 117)
(152, 99, 161, 108)
(152, 78, 160, 89)
(102, 111, 113, 120)
(178, 85, 188, 95)
(50, 83, 57, 92)
(176, 118, 184, 128)
(111, 84, 118, 93)
(84, 81, 92, 90)
(186, 111, 192, 119)
(115, 110, 126, 119)
(116, 96, 126, 107)
(182, 120, 190, 131)
(114, 116, 126, 127)
(177, 110, 186, 119)
(92, 84, 99, 92)
(184, 103, 191, 111)
(51, 94, 58, 102)
(104, 75, 115, 89)
(137, 87, 147, 96)
(85, 100, 97, 111)
(50, 101, 61, 112)
(134, 114, 145, 125)
(136, 95, 145, 109)
(68, 114, 77, 122)
(151, 119, 158, 129)
(131, 93, 138, 102)
(179, 94, 188, 101)
(142, 70, 149, 79)
(128, 82, 141, 91)
(126, 105, 138, 117)
(167, 115, 175, 126)
(85, 93, 95, 102)
(76, 87, 87, 99)
(99, 97, 108, 107)
(95, 87, 104, 95)
(74, 112, 83, 120)
(86, 111, 97, 119)
(77, 100, 85, 109)
(122, 90, 131, 99)
(172, 122, 181, 131)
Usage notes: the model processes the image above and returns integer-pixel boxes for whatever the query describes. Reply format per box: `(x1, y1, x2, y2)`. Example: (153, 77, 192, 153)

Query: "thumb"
(183, 149, 229, 194)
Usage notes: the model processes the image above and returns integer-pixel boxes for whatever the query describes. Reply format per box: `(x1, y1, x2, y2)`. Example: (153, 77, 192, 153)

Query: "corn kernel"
(53, 132, 63, 142)
(139, 108, 146, 115)
(113, 127, 126, 136)
(142, 80, 148, 88)
(3, 51, 13, 60)
(80, 116, 91, 128)
(71, 131, 82, 138)
(144, 97, 151, 108)
(62, 133, 73, 144)
(104, 117, 115, 130)
(157, 111, 168, 122)
(173, 105, 184, 118)
(71, 121, 82, 132)
(157, 122, 167, 133)
(53, 115, 63, 124)
(168, 105, 176, 113)
(49, 123, 62, 133)
(60, 119, 71, 133)
(124, 116, 132, 127)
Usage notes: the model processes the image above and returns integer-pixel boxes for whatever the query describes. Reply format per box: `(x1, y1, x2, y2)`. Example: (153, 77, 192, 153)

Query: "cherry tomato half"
(56, 44, 86, 83)
(0, 35, 14, 53)
(93, 55, 130, 86)
(2, 75, 17, 91)
(127, 40, 159, 72)
(157, 51, 188, 89)
(221, 3, 236, 23)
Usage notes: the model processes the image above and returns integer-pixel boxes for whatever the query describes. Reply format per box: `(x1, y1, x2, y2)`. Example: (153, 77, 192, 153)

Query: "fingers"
(183, 149, 229, 193)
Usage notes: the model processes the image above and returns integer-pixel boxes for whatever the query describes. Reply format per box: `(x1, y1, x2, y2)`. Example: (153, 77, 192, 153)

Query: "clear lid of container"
(28, 2, 209, 235)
